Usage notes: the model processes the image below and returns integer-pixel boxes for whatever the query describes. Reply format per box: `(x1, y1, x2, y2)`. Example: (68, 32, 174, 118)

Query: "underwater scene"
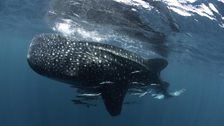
(0, 0, 224, 126)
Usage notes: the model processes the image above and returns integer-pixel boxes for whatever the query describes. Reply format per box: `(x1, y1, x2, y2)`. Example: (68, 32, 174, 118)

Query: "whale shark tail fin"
(146, 58, 168, 74)
(101, 82, 128, 116)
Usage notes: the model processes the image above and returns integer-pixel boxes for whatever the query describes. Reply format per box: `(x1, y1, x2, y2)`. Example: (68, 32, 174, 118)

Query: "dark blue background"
(0, 0, 224, 126)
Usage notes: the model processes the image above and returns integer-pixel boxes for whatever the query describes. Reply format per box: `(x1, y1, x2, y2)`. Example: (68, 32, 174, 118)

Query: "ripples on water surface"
(0, 0, 224, 126)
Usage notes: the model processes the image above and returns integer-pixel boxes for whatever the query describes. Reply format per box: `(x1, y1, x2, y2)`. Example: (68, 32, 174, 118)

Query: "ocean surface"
(0, 0, 224, 126)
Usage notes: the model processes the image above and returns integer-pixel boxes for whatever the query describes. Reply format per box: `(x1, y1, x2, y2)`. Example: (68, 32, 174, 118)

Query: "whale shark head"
(27, 34, 72, 81)
(27, 33, 103, 85)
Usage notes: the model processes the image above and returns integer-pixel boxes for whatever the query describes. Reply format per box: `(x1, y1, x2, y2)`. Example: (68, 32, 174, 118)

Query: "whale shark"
(27, 33, 176, 116)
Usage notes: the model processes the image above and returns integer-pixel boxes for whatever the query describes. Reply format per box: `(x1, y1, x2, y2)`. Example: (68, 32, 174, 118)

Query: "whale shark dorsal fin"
(101, 82, 128, 116)
(146, 58, 168, 73)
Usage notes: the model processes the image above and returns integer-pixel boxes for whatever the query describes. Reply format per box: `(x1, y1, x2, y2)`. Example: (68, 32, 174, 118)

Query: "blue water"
(1, 0, 224, 126)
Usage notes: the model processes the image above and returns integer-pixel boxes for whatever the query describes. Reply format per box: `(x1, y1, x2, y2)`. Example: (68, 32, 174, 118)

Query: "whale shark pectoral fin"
(146, 58, 168, 73)
(101, 82, 128, 116)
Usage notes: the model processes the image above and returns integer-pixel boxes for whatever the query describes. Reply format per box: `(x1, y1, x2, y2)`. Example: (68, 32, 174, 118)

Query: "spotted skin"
(27, 33, 169, 116)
